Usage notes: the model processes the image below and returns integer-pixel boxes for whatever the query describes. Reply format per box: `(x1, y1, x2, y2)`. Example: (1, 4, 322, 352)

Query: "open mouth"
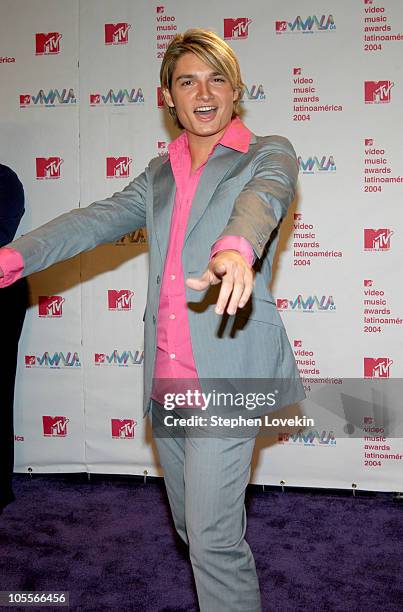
(194, 106, 218, 120)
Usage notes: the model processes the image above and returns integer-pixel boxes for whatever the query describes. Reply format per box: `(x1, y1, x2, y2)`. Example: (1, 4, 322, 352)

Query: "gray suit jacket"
(7, 131, 305, 417)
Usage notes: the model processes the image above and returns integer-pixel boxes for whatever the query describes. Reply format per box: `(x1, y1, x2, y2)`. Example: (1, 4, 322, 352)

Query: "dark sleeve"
(0, 164, 25, 247)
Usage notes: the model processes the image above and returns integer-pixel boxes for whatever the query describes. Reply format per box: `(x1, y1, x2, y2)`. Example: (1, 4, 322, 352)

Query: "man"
(0, 30, 304, 611)
(0, 164, 28, 513)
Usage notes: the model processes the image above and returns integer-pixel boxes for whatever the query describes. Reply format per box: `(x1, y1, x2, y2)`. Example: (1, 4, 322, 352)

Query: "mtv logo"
(111, 418, 137, 439)
(294, 339, 302, 347)
(157, 86, 165, 108)
(364, 357, 393, 378)
(364, 81, 394, 104)
(105, 23, 131, 45)
(276, 299, 289, 310)
(364, 228, 393, 251)
(108, 289, 134, 310)
(293, 68, 302, 75)
(36, 157, 63, 179)
(106, 157, 132, 178)
(25, 355, 36, 366)
(294, 213, 302, 220)
(276, 21, 288, 32)
(365, 138, 374, 146)
(363, 416, 373, 424)
(90, 93, 101, 105)
(157, 141, 167, 156)
(42, 415, 69, 437)
(35, 32, 62, 55)
(95, 353, 106, 364)
(364, 0, 373, 4)
(364, 279, 373, 287)
(38, 295, 65, 317)
(278, 432, 290, 442)
(156, 6, 164, 13)
(224, 18, 252, 40)
(20, 94, 31, 106)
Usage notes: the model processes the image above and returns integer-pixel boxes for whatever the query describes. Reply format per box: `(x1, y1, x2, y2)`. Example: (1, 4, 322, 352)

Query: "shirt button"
(170, 274, 176, 281)
(170, 353, 176, 359)
(169, 313, 176, 320)
(156, 275, 161, 284)
(152, 315, 156, 324)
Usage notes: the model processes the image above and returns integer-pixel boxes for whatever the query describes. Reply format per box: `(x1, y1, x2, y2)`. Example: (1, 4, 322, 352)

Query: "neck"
(186, 128, 227, 171)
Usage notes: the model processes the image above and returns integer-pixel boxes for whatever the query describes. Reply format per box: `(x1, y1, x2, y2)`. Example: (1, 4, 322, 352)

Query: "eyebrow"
(175, 71, 225, 83)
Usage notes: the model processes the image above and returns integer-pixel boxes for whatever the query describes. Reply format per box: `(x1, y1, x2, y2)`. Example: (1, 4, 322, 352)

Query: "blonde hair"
(160, 29, 245, 128)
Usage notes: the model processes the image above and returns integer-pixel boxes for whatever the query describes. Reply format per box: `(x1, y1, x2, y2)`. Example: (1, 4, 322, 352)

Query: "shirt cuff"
(210, 236, 255, 266)
(0, 247, 24, 288)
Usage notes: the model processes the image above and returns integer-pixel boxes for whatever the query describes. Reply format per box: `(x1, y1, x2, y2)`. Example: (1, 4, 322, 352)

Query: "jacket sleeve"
(4, 166, 149, 278)
(215, 135, 298, 259)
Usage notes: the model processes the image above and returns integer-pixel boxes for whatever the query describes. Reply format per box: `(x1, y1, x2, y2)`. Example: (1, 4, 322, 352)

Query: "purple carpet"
(0, 475, 402, 611)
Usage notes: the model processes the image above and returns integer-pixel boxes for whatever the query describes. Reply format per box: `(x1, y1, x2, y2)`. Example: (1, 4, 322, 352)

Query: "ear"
(163, 88, 175, 108)
(232, 88, 239, 103)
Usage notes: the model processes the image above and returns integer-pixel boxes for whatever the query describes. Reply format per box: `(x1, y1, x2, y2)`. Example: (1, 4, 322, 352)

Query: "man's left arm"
(186, 136, 298, 315)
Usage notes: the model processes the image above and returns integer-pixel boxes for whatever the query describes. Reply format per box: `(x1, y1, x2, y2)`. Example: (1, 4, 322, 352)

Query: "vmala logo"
(94, 350, 144, 367)
(276, 15, 336, 34)
(19, 88, 76, 107)
(25, 352, 81, 369)
(105, 23, 131, 45)
(90, 88, 144, 106)
(38, 295, 65, 317)
(278, 430, 336, 446)
(111, 418, 137, 439)
(276, 295, 336, 312)
(36, 157, 63, 179)
(364, 81, 394, 104)
(364, 357, 393, 378)
(298, 156, 336, 173)
(108, 289, 134, 311)
(364, 228, 393, 251)
(106, 157, 132, 178)
(42, 416, 69, 437)
(35, 157, 63, 179)
(35, 32, 62, 55)
(115, 228, 147, 245)
(240, 84, 266, 102)
(223, 18, 252, 40)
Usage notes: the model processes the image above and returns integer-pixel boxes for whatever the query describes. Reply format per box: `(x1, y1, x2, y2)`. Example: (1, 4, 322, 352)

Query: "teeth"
(195, 106, 216, 112)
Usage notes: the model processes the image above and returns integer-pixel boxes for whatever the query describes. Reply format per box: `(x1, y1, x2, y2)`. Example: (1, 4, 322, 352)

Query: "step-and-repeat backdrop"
(1, 0, 402, 491)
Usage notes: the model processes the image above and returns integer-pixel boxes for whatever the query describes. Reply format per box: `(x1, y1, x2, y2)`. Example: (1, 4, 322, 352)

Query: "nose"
(196, 79, 213, 100)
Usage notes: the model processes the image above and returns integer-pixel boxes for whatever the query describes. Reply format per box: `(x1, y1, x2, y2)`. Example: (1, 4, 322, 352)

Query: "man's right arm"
(0, 166, 149, 286)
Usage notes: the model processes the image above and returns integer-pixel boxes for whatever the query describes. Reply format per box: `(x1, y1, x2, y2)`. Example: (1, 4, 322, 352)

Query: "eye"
(181, 80, 193, 86)
(213, 77, 225, 83)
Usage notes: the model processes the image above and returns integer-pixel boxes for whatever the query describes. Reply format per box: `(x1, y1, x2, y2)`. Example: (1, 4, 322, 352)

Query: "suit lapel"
(152, 158, 176, 262)
(184, 144, 243, 245)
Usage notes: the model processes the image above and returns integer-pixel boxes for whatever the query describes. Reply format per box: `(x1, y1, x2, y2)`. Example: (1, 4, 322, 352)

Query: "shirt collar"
(167, 116, 251, 162)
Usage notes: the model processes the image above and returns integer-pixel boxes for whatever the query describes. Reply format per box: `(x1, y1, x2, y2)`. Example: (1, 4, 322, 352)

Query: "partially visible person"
(0, 164, 28, 513)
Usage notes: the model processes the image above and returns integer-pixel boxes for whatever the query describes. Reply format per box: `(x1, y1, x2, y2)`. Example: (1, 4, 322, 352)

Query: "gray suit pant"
(151, 400, 262, 612)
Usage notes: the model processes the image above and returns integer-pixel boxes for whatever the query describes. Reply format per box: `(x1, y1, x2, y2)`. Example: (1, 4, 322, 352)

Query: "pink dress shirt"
(151, 117, 253, 405)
